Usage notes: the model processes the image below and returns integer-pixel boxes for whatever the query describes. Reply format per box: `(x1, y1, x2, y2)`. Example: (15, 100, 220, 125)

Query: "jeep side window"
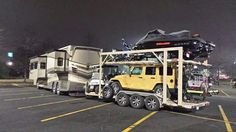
(159, 67, 173, 75)
(145, 67, 156, 75)
(131, 67, 142, 75)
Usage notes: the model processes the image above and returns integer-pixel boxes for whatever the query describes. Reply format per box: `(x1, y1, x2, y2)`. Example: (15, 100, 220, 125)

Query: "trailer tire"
(116, 92, 129, 107)
(144, 95, 160, 111)
(130, 94, 144, 109)
(102, 86, 114, 101)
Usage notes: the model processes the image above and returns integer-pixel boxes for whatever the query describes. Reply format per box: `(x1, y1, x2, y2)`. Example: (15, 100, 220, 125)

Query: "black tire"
(85, 83, 90, 93)
(116, 92, 129, 107)
(130, 94, 144, 109)
(52, 82, 55, 93)
(102, 86, 114, 101)
(154, 84, 163, 94)
(110, 81, 122, 95)
(94, 85, 99, 94)
(144, 95, 160, 111)
(55, 82, 59, 95)
(36, 82, 42, 89)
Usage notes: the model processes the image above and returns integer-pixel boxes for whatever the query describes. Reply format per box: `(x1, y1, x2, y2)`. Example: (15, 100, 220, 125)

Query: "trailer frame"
(87, 47, 210, 110)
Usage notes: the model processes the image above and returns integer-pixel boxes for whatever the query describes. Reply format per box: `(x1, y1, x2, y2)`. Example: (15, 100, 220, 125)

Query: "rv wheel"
(130, 94, 144, 109)
(56, 89, 61, 95)
(52, 82, 56, 93)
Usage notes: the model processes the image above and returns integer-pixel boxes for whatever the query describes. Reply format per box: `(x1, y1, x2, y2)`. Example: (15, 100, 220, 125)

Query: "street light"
(6, 61, 13, 66)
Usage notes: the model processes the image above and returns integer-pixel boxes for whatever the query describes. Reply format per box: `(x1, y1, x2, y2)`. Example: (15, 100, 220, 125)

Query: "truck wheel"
(85, 83, 90, 93)
(130, 94, 144, 109)
(102, 86, 114, 101)
(110, 82, 121, 95)
(116, 92, 129, 107)
(144, 95, 160, 111)
(94, 86, 99, 94)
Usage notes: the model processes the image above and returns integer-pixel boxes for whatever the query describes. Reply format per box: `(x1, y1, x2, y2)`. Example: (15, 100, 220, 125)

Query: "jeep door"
(141, 67, 158, 91)
(126, 67, 144, 90)
(158, 67, 175, 89)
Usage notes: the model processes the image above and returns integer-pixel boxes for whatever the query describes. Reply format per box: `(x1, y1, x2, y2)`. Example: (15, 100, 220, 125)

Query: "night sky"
(0, 0, 236, 66)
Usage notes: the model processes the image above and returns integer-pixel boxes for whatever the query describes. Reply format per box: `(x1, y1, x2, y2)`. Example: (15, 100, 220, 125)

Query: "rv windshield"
(72, 49, 99, 66)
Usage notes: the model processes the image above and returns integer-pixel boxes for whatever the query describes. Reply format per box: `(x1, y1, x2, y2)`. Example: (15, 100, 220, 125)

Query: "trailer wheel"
(144, 95, 160, 111)
(130, 94, 144, 109)
(116, 92, 129, 107)
(102, 86, 114, 101)
(110, 81, 121, 95)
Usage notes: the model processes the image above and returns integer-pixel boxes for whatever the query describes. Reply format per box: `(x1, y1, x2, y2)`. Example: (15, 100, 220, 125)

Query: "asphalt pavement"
(0, 84, 235, 132)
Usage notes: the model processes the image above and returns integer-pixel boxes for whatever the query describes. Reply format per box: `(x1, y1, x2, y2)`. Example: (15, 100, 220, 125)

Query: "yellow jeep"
(103, 65, 177, 97)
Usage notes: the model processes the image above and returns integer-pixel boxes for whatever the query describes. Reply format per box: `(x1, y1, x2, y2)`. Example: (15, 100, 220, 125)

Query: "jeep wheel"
(130, 94, 144, 109)
(102, 86, 114, 101)
(154, 84, 163, 94)
(110, 82, 122, 95)
(94, 86, 99, 94)
(116, 92, 129, 107)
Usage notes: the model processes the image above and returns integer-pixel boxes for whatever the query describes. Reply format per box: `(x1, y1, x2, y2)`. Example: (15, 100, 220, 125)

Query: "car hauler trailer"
(86, 47, 210, 111)
(29, 45, 100, 95)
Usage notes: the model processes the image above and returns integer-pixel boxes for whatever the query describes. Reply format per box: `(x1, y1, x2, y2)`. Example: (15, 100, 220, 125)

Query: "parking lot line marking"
(17, 98, 84, 110)
(41, 103, 112, 122)
(218, 105, 233, 132)
(122, 112, 157, 132)
(0, 90, 39, 93)
(4, 95, 56, 101)
(168, 111, 236, 125)
(221, 90, 230, 97)
(0, 92, 45, 96)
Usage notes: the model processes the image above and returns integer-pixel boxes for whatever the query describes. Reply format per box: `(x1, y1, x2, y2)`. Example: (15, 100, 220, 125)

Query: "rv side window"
(34, 62, 38, 69)
(30, 63, 34, 70)
(40, 62, 46, 69)
(57, 58, 63, 66)
(145, 67, 156, 75)
(159, 67, 173, 75)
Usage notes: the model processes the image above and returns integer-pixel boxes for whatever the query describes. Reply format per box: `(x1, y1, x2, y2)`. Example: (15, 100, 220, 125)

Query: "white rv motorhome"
(29, 55, 47, 86)
(29, 45, 100, 95)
